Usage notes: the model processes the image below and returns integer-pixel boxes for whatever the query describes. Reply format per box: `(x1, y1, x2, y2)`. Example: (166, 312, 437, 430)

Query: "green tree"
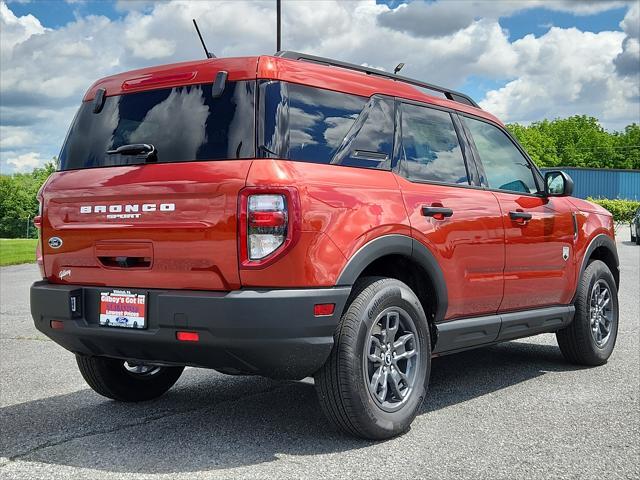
(0, 161, 56, 238)
(508, 116, 637, 169)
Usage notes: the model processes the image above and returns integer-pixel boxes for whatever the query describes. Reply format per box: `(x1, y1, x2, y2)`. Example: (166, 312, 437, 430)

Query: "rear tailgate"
(41, 161, 251, 290)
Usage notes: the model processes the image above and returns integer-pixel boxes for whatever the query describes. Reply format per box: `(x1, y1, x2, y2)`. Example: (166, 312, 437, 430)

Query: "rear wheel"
(631, 225, 636, 243)
(315, 277, 430, 440)
(76, 355, 184, 402)
(556, 260, 618, 366)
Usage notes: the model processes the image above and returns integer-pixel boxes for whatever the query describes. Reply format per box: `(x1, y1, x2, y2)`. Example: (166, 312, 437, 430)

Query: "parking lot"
(1, 232, 638, 480)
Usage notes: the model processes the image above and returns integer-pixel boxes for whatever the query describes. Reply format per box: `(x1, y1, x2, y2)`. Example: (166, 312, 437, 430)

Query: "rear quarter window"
(259, 81, 393, 170)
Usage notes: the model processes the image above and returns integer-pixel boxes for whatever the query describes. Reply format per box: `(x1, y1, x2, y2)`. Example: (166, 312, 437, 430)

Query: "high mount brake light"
(238, 188, 300, 268)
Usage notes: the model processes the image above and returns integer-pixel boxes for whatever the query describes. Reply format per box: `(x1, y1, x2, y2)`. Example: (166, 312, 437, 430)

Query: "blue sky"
(1, 0, 638, 173)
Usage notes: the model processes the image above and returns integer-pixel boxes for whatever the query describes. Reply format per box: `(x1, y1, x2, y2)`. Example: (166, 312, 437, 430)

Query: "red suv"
(31, 52, 620, 439)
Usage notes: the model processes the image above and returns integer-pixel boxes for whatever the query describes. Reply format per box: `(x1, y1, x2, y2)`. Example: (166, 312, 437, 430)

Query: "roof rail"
(274, 51, 480, 109)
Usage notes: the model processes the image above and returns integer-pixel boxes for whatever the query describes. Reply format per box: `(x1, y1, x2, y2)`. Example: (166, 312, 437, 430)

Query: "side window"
(399, 103, 469, 184)
(332, 96, 395, 169)
(260, 81, 367, 164)
(465, 117, 538, 194)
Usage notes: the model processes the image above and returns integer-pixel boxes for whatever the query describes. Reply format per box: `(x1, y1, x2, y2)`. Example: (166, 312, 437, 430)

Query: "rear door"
(42, 79, 256, 291)
(462, 116, 577, 311)
(395, 101, 505, 320)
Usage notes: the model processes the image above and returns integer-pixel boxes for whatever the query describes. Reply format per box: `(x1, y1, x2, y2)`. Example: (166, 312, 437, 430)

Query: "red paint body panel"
(492, 193, 577, 311)
(83, 57, 260, 101)
(243, 160, 409, 287)
(42, 161, 252, 290)
(396, 178, 505, 319)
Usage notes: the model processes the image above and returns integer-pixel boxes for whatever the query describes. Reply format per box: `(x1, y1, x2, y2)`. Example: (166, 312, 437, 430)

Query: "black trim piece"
(452, 113, 481, 187)
(572, 212, 579, 240)
(432, 315, 500, 353)
(410, 239, 448, 323)
(497, 306, 574, 342)
(211, 70, 228, 98)
(336, 235, 413, 286)
(335, 235, 448, 323)
(31, 281, 351, 379)
(573, 234, 620, 299)
(422, 206, 453, 218)
(509, 211, 532, 221)
(433, 306, 575, 354)
(92, 88, 106, 114)
(275, 51, 480, 109)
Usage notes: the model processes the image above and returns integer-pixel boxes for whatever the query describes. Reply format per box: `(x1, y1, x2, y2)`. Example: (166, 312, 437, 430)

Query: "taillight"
(248, 194, 287, 260)
(239, 187, 300, 268)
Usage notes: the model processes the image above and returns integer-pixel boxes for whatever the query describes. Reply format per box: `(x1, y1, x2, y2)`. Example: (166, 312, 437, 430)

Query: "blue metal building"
(541, 167, 640, 200)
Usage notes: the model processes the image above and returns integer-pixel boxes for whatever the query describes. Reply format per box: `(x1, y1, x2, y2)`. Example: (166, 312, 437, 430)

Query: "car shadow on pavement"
(0, 339, 584, 474)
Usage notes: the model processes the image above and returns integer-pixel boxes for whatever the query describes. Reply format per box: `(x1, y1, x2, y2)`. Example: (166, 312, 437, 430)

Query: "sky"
(1, 0, 638, 173)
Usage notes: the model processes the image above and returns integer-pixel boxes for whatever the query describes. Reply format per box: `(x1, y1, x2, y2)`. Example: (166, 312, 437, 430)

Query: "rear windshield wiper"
(106, 144, 157, 162)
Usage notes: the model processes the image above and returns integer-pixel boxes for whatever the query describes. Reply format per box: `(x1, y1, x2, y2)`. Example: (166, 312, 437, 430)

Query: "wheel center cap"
(384, 352, 392, 366)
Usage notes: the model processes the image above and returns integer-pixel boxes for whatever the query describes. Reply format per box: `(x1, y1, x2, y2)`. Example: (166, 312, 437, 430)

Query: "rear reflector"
(176, 331, 199, 342)
(50, 320, 64, 330)
(314, 303, 335, 316)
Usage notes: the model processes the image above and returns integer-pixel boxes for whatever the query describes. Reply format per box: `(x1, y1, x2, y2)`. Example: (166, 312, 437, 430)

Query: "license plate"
(99, 290, 146, 329)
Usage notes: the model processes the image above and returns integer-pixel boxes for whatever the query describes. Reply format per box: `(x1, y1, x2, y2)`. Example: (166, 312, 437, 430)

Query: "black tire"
(315, 277, 431, 440)
(76, 355, 184, 402)
(636, 231, 640, 245)
(630, 227, 636, 243)
(556, 260, 618, 366)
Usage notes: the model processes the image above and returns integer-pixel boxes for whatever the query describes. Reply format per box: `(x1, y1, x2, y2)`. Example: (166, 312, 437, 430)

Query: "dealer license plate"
(99, 290, 146, 329)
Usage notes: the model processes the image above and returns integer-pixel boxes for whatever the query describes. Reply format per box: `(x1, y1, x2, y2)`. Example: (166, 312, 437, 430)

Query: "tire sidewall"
(577, 261, 619, 360)
(345, 280, 430, 436)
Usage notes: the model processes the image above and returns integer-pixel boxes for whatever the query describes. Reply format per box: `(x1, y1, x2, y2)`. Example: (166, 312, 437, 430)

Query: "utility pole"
(277, 0, 281, 52)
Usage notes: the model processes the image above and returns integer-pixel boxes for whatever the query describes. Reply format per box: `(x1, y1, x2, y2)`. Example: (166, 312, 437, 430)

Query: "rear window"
(59, 81, 255, 170)
(259, 81, 394, 170)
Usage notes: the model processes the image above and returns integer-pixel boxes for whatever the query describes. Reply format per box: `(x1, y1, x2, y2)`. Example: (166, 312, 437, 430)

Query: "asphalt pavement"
(1, 231, 638, 480)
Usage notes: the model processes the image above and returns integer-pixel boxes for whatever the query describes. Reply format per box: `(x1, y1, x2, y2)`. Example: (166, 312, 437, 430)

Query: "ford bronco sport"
(31, 52, 620, 440)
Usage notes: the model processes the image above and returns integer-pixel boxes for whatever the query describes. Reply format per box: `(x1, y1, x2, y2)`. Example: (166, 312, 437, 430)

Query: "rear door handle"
(509, 211, 532, 221)
(422, 206, 453, 219)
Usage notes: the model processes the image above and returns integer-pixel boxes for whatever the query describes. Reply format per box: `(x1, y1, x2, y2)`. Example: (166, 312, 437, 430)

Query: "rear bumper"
(30, 281, 351, 379)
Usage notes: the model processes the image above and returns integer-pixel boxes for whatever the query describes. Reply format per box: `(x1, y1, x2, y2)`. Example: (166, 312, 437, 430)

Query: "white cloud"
(0, 0, 638, 173)
(480, 27, 636, 129)
(3, 151, 45, 172)
(377, 1, 633, 38)
(614, 3, 640, 77)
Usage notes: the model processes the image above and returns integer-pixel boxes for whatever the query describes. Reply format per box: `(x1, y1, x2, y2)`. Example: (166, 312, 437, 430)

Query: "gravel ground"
(1, 231, 638, 480)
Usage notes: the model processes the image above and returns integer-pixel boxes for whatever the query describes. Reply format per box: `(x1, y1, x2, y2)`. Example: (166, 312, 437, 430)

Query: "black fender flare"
(573, 233, 620, 301)
(336, 234, 448, 323)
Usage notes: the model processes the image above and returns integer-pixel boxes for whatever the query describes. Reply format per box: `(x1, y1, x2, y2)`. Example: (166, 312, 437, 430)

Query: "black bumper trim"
(31, 281, 351, 379)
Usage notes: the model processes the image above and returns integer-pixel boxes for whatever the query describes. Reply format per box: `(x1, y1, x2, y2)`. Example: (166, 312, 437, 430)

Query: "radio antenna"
(192, 19, 214, 59)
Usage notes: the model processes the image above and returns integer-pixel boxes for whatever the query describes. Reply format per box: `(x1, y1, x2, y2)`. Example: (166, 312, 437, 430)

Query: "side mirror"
(544, 170, 574, 197)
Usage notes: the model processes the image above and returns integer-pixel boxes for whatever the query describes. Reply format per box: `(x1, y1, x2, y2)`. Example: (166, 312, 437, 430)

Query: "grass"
(0, 238, 38, 266)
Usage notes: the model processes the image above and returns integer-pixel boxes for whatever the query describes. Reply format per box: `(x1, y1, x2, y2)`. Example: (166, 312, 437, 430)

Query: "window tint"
(59, 81, 255, 170)
(465, 117, 538, 194)
(260, 81, 366, 164)
(260, 82, 394, 170)
(333, 96, 395, 169)
(399, 103, 469, 184)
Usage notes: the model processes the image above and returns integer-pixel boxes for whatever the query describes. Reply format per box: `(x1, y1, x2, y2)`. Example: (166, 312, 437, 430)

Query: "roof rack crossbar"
(274, 51, 480, 109)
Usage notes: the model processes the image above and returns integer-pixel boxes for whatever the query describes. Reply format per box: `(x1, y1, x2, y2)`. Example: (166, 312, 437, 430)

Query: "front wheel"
(315, 277, 430, 440)
(556, 260, 619, 366)
(76, 355, 184, 402)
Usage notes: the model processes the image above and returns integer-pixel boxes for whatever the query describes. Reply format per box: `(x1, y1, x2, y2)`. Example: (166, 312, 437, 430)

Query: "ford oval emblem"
(48, 237, 63, 249)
